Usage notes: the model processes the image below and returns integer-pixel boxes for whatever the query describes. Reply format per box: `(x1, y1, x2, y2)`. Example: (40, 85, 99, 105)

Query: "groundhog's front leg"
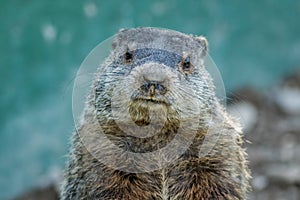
(62, 151, 163, 200)
(166, 157, 245, 200)
(86, 170, 164, 200)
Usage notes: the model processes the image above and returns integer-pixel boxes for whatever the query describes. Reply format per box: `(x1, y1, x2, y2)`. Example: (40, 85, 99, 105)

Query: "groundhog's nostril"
(140, 81, 166, 96)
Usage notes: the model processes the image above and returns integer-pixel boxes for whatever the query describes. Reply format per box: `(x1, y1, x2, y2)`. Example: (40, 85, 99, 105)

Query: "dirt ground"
(13, 73, 300, 200)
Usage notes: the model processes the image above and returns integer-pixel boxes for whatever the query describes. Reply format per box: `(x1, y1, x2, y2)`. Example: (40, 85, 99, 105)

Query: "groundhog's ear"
(112, 28, 128, 49)
(194, 36, 208, 56)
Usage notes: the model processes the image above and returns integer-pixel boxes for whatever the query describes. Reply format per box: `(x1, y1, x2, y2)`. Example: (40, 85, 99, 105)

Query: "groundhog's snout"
(132, 63, 171, 99)
(140, 81, 167, 97)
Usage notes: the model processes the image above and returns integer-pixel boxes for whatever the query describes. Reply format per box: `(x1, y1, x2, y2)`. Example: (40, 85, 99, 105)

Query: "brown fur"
(61, 27, 251, 200)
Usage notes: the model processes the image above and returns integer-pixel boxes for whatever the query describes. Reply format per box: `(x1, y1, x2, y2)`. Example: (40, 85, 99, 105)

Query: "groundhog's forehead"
(113, 27, 205, 56)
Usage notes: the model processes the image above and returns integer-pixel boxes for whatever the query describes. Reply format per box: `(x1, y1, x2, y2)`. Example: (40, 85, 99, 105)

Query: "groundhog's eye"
(179, 56, 194, 74)
(123, 49, 134, 64)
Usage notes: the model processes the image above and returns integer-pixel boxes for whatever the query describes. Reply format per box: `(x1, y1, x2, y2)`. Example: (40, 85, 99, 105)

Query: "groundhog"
(61, 27, 251, 200)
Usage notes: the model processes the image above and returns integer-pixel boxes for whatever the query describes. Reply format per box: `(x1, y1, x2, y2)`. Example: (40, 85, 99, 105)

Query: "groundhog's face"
(95, 28, 215, 131)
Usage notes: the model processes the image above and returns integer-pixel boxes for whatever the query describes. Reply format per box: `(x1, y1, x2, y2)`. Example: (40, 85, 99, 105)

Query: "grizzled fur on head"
(112, 27, 208, 61)
(94, 27, 216, 135)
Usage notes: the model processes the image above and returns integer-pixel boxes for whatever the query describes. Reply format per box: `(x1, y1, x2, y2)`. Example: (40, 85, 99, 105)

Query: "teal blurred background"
(0, 0, 299, 199)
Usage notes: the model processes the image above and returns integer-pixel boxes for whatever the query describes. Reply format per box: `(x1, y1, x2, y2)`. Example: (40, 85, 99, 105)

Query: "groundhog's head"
(94, 28, 216, 136)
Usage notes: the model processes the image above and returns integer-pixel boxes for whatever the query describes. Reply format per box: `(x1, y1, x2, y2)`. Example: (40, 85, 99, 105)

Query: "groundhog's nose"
(140, 81, 167, 97)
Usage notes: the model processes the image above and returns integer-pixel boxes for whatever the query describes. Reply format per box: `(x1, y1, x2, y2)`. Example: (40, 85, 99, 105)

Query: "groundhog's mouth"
(131, 97, 172, 108)
(136, 97, 167, 104)
(131, 91, 170, 105)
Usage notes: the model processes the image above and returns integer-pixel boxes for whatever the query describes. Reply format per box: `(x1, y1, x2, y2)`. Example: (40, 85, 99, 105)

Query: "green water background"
(0, 0, 299, 198)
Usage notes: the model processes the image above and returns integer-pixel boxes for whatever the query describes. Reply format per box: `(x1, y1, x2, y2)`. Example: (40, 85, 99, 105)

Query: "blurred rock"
(276, 117, 300, 132)
(275, 87, 300, 115)
(267, 164, 300, 185)
(252, 175, 269, 191)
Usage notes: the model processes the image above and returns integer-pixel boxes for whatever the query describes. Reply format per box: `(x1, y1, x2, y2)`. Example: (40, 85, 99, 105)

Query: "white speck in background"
(227, 101, 258, 133)
(41, 23, 57, 43)
(84, 2, 98, 18)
